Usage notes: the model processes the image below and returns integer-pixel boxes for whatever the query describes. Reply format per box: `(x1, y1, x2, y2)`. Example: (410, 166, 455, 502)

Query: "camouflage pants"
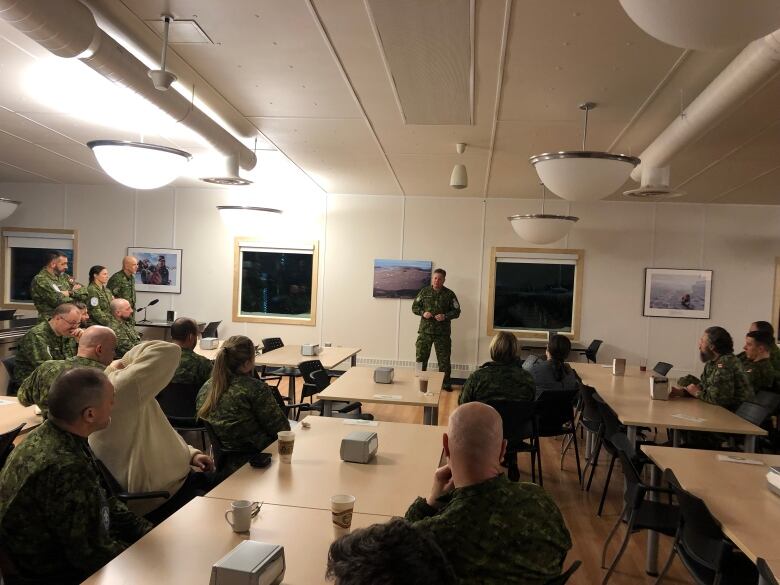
(416, 333, 452, 388)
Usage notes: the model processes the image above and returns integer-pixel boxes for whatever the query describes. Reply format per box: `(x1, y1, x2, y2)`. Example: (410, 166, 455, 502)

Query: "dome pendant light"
(87, 140, 192, 190)
(449, 143, 468, 189)
(529, 103, 639, 202)
(0, 197, 20, 221)
(508, 184, 578, 245)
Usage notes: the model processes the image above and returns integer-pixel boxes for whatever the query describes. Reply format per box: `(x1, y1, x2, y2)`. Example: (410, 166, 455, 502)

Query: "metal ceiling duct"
(0, 0, 256, 173)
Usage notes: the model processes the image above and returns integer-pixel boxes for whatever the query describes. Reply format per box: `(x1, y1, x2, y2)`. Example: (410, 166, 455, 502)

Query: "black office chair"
(2, 356, 18, 397)
(260, 337, 297, 390)
(735, 401, 772, 427)
(653, 361, 674, 376)
(752, 391, 780, 413)
(654, 469, 757, 585)
(487, 400, 538, 483)
(536, 389, 582, 486)
(577, 340, 603, 363)
(156, 382, 207, 450)
(545, 560, 582, 585)
(201, 419, 261, 479)
(600, 448, 679, 585)
(758, 558, 779, 585)
(94, 458, 169, 505)
(578, 385, 604, 487)
(298, 364, 370, 420)
(0, 423, 24, 471)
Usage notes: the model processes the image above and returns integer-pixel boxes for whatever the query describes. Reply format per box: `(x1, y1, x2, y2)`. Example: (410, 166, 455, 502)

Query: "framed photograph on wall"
(643, 268, 712, 319)
(373, 259, 432, 299)
(128, 247, 182, 294)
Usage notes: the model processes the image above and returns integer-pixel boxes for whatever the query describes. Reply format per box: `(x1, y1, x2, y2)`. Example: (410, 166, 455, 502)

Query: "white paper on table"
(372, 394, 402, 400)
(343, 419, 379, 427)
(716, 454, 764, 465)
(671, 413, 706, 423)
(0, 399, 15, 407)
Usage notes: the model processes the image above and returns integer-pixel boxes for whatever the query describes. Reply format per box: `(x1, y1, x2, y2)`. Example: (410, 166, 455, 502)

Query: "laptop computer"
(201, 321, 221, 338)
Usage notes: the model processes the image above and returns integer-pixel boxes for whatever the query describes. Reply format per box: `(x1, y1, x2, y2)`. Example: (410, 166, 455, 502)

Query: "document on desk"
(671, 413, 706, 423)
(343, 419, 379, 427)
(716, 454, 764, 465)
(373, 394, 402, 400)
(0, 399, 15, 406)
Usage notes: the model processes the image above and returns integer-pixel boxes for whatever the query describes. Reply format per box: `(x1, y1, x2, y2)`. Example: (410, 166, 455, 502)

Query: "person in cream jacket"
(89, 340, 214, 518)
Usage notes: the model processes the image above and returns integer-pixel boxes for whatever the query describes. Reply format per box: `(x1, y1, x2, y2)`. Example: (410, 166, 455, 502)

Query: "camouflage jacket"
(14, 321, 76, 385)
(196, 374, 290, 474)
(771, 344, 780, 372)
(739, 355, 777, 395)
(30, 268, 86, 322)
(459, 361, 536, 405)
(110, 317, 141, 358)
(18, 356, 105, 417)
(170, 348, 213, 389)
(107, 270, 136, 324)
(406, 475, 571, 585)
(86, 282, 114, 326)
(677, 353, 753, 411)
(0, 421, 151, 584)
(412, 285, 461, 336)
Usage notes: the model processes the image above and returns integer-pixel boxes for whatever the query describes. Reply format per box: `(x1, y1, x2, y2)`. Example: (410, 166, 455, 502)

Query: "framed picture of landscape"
(373, 259, 432, 299)
(643, 268, 712, 319)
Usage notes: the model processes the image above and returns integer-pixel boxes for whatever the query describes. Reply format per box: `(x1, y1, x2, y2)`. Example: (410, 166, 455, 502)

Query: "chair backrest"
(544, 560, 582, 585)
(752, 391, 780, 413)
(201, 419, 232, 473)
(94, 457, 125, 497)
(735, 401, 771, 426)
(579, 385, 603, 430)
(758, 558, 779, 585)
(535, 389, 579, 436)
(585, 339, 603, 361)
(1, 356, 15, 379)
(201, 321, 221, 338)
(156, 382, 200, 419)
(261, 337, 284, 353)
(0, 423, 24, 471)
(596, 400, 623, 444)
(653, 361, 674, 376)
(487, 400, 536, 444)
(616, 448, 647, 509)
(298, 359, 325, 383)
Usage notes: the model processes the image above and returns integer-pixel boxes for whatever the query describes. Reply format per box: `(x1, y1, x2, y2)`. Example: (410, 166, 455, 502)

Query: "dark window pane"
(493, 262, 574, 331)
(240, 251, 312, 316)
(10, 248, 74, 303)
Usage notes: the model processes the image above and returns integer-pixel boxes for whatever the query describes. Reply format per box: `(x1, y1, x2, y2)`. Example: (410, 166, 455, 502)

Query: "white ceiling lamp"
(508, 184, 579, 245)
(0, 197, 21, 222)
(87, 140, 192, 190)
(217, 205, 283, 235)
(450, 143, 468, 189)
(529, 103, 640, 202)
(619, 0, 780, 50)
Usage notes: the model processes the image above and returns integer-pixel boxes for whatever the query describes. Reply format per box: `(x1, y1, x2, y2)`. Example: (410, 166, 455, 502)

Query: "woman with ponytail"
(85, 265, 114, 326)
(196, 335, 289, 474)
(523, 334, 581, 398)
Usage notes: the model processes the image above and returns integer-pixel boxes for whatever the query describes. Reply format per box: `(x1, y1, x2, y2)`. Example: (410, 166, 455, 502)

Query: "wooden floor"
(294, 379, 696, 585)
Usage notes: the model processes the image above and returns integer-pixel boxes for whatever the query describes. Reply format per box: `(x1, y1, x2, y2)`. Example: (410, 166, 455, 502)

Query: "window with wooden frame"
(232, 239, 319, 326)
(487, 247, 584, 339)
(1, 228, 79, 309)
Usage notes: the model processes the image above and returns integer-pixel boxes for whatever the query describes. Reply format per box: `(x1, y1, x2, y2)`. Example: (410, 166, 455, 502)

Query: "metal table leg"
(287, 374, 296, 403)
(424, 406, 439, 426)
(350, 354, 357, 367)
(585, 429, 595, 460)
(745, 434, 757, 453)
(626, 425, 637, 445)
(646, 464, 660, 575)
(323, 400, 333, 417)
(673, 429, 681, 447)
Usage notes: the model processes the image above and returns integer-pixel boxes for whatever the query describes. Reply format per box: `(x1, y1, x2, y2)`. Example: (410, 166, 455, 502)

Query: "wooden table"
(207, 416, 445, 517)
(81, 496, 390, 585)
(644, 446, 780, 581)
(0, 396, 41, 435)
(318, 367, 443, 425)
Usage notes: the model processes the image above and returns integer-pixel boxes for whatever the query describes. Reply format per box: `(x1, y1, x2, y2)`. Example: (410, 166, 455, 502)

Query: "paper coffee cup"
(224, 500, 259, 533)
(417, 377, 429, 393)
(331, 494, 356, 536)
(278, 431, 295, 463)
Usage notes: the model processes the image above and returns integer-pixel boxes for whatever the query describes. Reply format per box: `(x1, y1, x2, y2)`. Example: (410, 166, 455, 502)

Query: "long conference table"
(83, 416, 446, 584)
(0, 396, 41, 436)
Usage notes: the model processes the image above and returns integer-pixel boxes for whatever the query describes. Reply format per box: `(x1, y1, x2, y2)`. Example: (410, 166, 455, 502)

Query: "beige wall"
(3, 181, 779, 378)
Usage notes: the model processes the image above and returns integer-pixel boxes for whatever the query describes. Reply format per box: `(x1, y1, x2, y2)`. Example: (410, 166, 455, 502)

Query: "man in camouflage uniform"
(737, 321, 780, 372)
(108, 298, 141, 358)
(739, 330, 778, 395)
(459, 331, 535, 405)
(405, 403, 571, 584)
(30, 250, 86, 322)
(13, 303, 81, 386)
(18, 326, 117, 417)
(412, 268, 461, 390)
(169, 317, 213, 389)
(0, 368, 152, 584)
(107, 256, 138, 325)
(674, 326, 753, 411)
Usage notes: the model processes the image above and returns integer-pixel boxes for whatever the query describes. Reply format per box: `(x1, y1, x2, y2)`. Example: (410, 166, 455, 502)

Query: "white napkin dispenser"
(612, 358, 626, 376)
(340, 431, 378, 464)
(649, 375, 669, 400)
(373, 367, 394, 384)
(301, 344, 320, 356)
(767, 467, 780, 497)
(209, 540, 285, 585)
(200, 337, 219, 350)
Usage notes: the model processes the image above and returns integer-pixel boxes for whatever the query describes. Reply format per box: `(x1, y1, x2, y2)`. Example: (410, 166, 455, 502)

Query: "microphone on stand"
(136, 299, 159, 323)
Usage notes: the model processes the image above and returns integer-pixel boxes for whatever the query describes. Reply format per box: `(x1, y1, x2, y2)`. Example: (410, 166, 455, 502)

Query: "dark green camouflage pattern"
(412, 285, 461, 336)
(85, 282, 114, 326)
(109, 317, 141, 358)
(170, 348, 213, 389)
(739, 355, 777, 395)
(771, 344, 780, 372)
(405, 475, 571, 585)
(416, 333, 453, 388)
(17, 356, 105, 417)
(0, 421, 151, 584)
(14, 321, 76, 385)
(677, 353, 753, 411)
(459, 361, 536, 405)
(196, 374, 290, 474)
(30, 268, 86, 322)
(107, 269, 136, 325)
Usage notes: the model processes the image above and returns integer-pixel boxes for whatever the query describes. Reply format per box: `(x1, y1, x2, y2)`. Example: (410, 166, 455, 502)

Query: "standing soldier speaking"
(412, 268, 461, 391)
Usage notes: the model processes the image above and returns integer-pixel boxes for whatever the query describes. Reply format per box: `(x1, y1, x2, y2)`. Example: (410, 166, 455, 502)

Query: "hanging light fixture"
(508, 184, 578, 245)
(529, 103, 639, 202)
(449, 143, 468, 189)
(87, 140, 192, 190)
(619, 0, 780, 50)
(217, 205, 283, 234)
(0, 197, 20, 222)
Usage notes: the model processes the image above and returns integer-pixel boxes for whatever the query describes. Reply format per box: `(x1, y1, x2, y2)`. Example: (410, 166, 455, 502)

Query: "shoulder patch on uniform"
(453, 299, 460, 309)
(90, 297, 98, 307)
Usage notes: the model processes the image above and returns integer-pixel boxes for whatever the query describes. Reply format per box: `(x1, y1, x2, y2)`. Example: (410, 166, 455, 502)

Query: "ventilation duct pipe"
(631, 29, 780, 182)
(0, 0, 256, 172)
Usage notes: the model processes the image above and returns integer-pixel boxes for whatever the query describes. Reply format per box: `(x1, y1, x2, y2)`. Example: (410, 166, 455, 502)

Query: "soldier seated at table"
(736, 320, 780, 372)
(739, 330, 779, 395)
(459, 331, 535, 405)
(0, 368, 152, 585)
(404, 403, 571, 585)
(169, 317, 213, 390)
(672, 326, 753, 411)
(108, 298, 141, 358)
(523, 334, 582, 398)
(326, 518, 456, 585)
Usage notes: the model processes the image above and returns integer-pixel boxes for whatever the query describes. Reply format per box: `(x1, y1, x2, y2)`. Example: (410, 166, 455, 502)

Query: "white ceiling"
(0, 0, 779, 203)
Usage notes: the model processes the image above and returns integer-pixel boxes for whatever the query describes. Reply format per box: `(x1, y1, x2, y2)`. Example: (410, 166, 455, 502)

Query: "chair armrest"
(335, 401, 362, 414)
(646, 486, 675, 495)
(118, 490, 170, 501)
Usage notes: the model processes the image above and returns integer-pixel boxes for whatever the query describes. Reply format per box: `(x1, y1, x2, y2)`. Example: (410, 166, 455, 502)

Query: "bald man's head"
(446, 403, 504, 471)
(77, 326, 117, 365)
(122, 256, 138, 275)
(110, 298, 133, 321)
